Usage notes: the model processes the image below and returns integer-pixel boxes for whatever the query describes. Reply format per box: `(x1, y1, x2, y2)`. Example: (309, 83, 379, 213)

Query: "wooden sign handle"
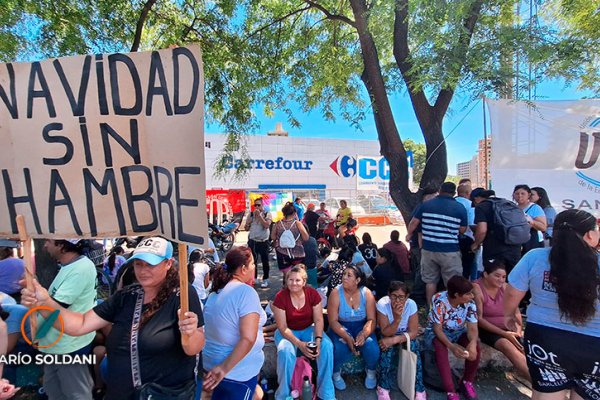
(178, 243, 189, 345)
(16, 215, 38, 342)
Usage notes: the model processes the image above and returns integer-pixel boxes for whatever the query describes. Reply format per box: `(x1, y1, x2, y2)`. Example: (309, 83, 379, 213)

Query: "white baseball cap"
(128, 237, 173, 266)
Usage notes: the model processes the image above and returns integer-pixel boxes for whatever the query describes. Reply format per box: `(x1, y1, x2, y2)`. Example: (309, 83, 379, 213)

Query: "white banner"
(0, 46, 208, 245)
(488, 99, 600, 217)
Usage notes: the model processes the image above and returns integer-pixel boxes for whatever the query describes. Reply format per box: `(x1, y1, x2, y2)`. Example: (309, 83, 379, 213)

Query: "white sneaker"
(260, 280, 269, 288)
(365, 369, 377, 390)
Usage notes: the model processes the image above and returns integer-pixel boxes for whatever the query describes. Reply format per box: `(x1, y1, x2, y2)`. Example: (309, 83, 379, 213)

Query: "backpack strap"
(293, 221, 301, 242)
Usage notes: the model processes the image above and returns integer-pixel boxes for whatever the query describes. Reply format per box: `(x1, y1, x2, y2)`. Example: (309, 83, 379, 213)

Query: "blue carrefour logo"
(330, 156, 391, 180)
(358, 157, 390, 180)
(329, 156, 356, 177)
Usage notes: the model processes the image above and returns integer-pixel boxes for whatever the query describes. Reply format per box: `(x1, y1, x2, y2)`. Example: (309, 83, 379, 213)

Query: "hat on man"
(128, 237, 173, 266)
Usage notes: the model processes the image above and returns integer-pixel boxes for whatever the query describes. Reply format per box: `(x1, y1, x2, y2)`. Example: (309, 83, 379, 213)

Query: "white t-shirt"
(187, 239, 220, 263)
(191, 262, 210, 300)
(376, 297, 418, 334)
(203, 281, 267, 381)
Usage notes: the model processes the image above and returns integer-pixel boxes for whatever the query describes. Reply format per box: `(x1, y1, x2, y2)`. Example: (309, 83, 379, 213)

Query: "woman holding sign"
(22, 237, 205, 400)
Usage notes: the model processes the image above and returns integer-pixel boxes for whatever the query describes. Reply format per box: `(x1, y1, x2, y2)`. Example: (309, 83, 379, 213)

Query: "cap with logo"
(128, 237, 173, 266)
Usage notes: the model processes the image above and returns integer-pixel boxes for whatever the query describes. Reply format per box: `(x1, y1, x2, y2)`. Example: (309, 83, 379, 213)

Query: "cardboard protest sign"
(0, 45, 208, 245)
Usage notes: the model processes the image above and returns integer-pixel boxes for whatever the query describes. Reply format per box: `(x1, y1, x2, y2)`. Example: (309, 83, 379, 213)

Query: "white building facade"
(204, 134, 413, 194)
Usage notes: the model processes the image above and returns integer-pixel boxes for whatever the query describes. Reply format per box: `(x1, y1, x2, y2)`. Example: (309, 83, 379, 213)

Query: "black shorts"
(478, 328, 504, 348)
(525, 322, 600, 399)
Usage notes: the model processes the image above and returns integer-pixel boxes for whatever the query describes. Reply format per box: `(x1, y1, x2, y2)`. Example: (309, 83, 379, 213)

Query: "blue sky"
(206, 80, 595, 175)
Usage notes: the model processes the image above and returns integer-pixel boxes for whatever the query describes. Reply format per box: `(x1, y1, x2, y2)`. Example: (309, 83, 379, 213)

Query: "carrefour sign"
(330, 153, 413, 190)
(330, 156, 389, 179)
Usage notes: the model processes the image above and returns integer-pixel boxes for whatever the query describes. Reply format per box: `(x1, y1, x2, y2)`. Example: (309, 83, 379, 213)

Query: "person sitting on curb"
(471, 258, 529, 381)
(327, 265, 379, 391)
(271, 266, 335, 400)
(376, 281, 426, 400)
(423, 275, 480, 400)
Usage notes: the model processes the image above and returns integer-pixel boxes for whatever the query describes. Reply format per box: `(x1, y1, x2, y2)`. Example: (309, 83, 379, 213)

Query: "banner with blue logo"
(488, 99, 600, 217)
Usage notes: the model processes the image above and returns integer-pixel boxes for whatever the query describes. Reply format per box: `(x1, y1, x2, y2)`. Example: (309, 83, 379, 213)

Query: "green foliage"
(1, 0, 597, 185)
(542, 0, 599, 94)
(404, 139, 426, 185)
(444, 175, 462, 185)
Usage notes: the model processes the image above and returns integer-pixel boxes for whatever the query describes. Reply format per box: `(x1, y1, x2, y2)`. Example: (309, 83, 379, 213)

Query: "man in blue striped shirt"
(406, 182, 468, 307)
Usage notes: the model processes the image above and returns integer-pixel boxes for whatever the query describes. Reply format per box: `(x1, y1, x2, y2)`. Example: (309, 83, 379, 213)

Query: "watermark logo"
(20, 306, 64, 349)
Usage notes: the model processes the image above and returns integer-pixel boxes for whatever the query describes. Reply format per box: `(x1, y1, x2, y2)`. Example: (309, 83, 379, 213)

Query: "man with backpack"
(471, 189, 530, 273)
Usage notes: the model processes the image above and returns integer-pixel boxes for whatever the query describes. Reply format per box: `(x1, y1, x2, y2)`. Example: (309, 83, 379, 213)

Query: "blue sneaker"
(365, 369, 377, 390)
(332, 373, 346, 390)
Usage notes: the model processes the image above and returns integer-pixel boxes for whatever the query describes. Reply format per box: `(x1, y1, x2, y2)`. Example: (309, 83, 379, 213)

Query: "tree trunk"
(350, 0, 448, 223)
(388, 121, 447, 224)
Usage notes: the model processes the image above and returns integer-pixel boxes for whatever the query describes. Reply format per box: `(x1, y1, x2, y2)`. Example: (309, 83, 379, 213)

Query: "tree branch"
(433, 0, 484, 115)
(245, 5, 312, 40)
(303, 0, 356, 28)
(131, 0, 158, 52)
(392, 0, 432, 126)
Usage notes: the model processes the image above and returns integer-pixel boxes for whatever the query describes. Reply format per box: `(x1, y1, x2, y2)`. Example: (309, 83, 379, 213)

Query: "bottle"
(291, 389, 300, 399)
(302, 376, 312, 400)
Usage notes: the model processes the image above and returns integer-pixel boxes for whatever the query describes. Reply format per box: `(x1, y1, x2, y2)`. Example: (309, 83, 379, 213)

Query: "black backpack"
(485, 198, 530, 245)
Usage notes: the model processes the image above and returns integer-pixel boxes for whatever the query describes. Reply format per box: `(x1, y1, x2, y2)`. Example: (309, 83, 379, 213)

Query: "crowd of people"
(0, 183, 599, 400)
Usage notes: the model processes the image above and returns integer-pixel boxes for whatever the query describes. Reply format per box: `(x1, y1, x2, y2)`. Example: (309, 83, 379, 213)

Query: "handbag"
(130, 288, 197, 400)
(397, 332, 417, 400)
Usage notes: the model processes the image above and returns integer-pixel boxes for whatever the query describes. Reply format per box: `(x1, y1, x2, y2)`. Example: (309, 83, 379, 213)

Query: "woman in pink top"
(472, 259, 529, 380)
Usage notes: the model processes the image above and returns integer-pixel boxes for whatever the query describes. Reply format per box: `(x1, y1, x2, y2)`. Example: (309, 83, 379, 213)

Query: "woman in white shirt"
(188, 249, 210, 304)
(376, 281, 426, 400)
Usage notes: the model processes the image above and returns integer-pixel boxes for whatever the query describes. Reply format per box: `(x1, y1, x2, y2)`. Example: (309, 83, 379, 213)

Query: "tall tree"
(235, 0, 596, 220)
(2, 0, 597, 221)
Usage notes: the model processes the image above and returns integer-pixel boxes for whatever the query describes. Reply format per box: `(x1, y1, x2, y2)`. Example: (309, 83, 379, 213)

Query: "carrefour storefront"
(204, 134, 412, 192)
(203, 134, 411, 223)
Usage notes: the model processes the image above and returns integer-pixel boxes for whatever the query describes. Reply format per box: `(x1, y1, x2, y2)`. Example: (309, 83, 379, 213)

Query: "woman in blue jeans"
(272, 266, 335, 400)
(327, 265, 379, 391)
